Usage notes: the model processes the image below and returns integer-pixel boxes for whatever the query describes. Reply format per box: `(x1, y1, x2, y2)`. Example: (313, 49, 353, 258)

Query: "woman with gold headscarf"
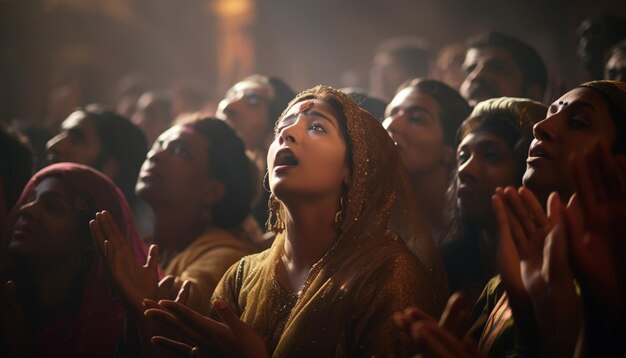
(143, 85, 448, 357)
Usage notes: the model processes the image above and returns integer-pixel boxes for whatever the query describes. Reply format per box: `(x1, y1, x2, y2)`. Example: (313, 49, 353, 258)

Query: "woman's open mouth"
(273, 148, 299, 173)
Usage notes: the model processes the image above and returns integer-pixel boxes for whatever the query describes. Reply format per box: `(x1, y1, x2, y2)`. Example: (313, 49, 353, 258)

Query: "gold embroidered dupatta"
(212, 86, 449, 356)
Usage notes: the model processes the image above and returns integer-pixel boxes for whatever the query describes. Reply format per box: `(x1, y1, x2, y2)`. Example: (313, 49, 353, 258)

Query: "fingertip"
(449, 291, 467, 307)
(158, 299, 175, 307)
(392, 312, 404, 326)
(213, 299, 226, 310)
(410, 321, 427, 340)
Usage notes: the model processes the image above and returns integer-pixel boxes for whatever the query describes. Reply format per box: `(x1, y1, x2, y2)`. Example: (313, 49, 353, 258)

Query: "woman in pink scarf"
(3, 163, 148, 357)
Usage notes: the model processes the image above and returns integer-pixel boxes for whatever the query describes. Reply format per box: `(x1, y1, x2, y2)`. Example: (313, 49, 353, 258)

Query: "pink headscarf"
(8, 163, 148, 357)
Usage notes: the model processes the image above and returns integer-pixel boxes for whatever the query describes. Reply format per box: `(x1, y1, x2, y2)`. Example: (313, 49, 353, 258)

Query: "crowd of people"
(1, 14, 626, 358)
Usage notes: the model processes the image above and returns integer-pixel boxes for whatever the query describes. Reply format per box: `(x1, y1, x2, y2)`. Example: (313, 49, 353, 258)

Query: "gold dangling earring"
(262, 171, 271, 193)
(266, 193, 285, 234)
(334, 196, 344, 229)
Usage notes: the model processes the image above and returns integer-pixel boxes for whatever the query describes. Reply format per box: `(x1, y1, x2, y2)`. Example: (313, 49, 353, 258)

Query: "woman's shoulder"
(190, 227, 260, 254)
(345, 239, 443, 314)
(224, 247, 273, 281)
(365, 237, 426, 278)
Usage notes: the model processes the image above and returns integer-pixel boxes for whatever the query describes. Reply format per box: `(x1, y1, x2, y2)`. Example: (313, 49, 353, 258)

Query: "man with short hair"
(47, 105, 152, 234)
(460, 32, 547, 107)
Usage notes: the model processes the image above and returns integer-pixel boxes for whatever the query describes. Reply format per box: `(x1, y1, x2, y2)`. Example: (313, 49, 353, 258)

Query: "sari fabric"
(164, 227, 258, 315)
(212, 86, 448, 357)
(467, 276, 519, 358)
(8, 163, 148, 357)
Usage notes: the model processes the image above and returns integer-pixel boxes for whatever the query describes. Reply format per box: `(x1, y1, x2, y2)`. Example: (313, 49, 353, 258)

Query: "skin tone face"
(383, 88, 451, 174)
(9, 177, 83, 264)
(136, 125, 214, 209)
(460, 47, 526, 106)
(456, 131, 519, 223)
(436, 44, 466, 90)
(267, 99, 349, 202)
(47, 111, 103, 166)
(523, 87, 617, 201)
(604, 50, 626, 82)
(216, 80, 275, 151)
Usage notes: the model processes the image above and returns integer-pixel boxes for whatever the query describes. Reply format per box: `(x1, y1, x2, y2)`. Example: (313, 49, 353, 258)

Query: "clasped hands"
(394, 142, 626, 358)
(89, 211, 268, 357)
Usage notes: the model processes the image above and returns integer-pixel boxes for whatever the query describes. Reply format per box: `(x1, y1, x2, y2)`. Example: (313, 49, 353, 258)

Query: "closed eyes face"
(523, 87, 617, 200)
(267, 99, 349, 201)
(535, 87, 616, 152)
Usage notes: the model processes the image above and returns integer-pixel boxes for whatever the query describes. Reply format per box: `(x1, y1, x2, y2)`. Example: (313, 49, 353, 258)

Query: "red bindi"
(298, 101, 314, 114)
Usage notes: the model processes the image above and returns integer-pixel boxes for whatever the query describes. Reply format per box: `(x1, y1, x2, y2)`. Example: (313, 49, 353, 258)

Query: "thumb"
(146, 244, 160, 273)
(439, 291, 472, 338)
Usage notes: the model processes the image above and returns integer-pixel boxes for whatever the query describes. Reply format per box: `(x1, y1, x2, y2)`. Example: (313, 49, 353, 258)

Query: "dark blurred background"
(2, 0, 625, 125)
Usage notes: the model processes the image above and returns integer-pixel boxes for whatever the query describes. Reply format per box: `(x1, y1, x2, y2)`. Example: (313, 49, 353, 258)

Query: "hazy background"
(2, 0, 626, 124)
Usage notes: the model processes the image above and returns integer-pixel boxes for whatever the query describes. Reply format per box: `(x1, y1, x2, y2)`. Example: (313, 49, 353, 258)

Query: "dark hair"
(341, 87, 388, 121)
(606, 39, 626, 63)
(577, 15, 626, 79)
(138, 91, 173, 119)
(375, 37, 431, 78)
(596, 91, 626, 155)
(579, 81, 626, 155)
(397, 78, 471, 148)
(439, 97, 546, 293)
(182, 117, 255, 228)
(467, 32, 548, 94)
(0, 125, 34, 211)
(241, 75, 296, 133)
(76, 105, 147, 201)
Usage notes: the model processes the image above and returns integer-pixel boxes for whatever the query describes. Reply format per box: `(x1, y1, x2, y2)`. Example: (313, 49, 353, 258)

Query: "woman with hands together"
(3, 163, 148, 357)
(471, 80, 626, 357)
(395, 80, 626, 357)
(140, 86, 448, 357)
